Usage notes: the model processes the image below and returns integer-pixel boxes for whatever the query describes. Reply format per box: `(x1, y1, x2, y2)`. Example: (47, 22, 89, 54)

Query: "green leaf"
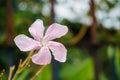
(35, 65, 52, 80)
(115, 46, 120, 79)
(17, 68, 30, 80)
(107, 45, 114, 59)
(60, 58, 94, 80)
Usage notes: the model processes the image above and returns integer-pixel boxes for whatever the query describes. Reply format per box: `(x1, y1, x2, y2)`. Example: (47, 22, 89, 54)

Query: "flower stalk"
(30, 65, 47, 80)
(0, 69, 5, 80)
(12, 51, 34, 80)
(8, 66, 15, 80)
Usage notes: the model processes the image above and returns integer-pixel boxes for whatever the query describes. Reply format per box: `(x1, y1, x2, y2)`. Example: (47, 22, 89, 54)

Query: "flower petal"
(44, 23, 68, 41)
(32, 47, 51, 65)
(48, 41, 67, 62)
(14, 34, 41, 51)
(29, 19, 45, 41)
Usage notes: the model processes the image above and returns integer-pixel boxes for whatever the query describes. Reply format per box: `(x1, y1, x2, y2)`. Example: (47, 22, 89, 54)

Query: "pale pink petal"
(14, 34, 41, 51)
(29, 19, 45, 41)
(44, 23, 68, 41)
(48, 41, 67, 62)
(32, 47, 51, 65)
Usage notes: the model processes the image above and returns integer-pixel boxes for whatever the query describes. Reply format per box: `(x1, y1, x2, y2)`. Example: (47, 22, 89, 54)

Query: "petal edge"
(29, 19, 45, 41)
(14, 34, 41, 51)
(48, 41, 67, 62)
(44, 23, 68, 41)
(32, 47, 51, 65)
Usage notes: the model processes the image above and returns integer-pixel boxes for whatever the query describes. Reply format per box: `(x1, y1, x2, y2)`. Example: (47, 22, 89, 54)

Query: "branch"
(8, 66, 15, 80)
(30, 65, 47, 80)
(69, 25, 88, 45)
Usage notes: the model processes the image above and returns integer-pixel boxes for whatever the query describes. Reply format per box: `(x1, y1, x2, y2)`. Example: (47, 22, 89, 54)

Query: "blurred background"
(0, 0, 120, 80)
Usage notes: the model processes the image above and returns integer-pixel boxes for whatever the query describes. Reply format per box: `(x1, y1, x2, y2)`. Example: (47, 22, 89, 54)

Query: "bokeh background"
(0, 0, 120, 80)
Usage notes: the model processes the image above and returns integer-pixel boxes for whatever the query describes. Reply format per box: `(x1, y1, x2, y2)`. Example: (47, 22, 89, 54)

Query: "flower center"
(41, 40, 48, 47)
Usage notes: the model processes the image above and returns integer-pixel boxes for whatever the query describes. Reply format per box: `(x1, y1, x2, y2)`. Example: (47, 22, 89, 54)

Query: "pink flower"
(14, 19, 68, 65)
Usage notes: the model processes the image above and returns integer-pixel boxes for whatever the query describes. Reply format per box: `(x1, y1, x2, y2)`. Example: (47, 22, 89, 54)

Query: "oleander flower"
(14, 19, 68, 65)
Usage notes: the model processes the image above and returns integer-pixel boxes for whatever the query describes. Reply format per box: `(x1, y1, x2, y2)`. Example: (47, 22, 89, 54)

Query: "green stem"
(0, 69, 5, 80)
(12, 51, 34, 80)
(21, 51, 34, 67)
(8, 66, 15, 80)
(30, 65, 47, 80)
(12, 59, 22, 80)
